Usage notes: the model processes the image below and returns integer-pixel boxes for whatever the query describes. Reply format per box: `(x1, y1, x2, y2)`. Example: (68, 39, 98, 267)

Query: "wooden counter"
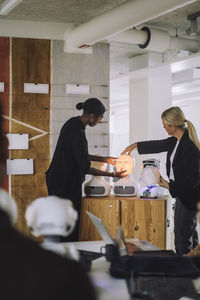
(79, 195, 167, 249)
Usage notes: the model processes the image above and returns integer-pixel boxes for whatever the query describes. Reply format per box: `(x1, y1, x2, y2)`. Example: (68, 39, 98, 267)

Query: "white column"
(129, 63, 172, 180)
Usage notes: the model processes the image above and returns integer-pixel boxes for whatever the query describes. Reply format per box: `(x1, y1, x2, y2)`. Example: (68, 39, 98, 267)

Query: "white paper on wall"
(6, 134, 29, 149)
(24, 83, 49, 94)
(0, 82, 5, 92)
(66, 84, 90, 95)
(7, 159, 34, 175)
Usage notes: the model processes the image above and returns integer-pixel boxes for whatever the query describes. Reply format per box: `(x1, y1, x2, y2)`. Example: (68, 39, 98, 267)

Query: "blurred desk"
(66, 241, 200, 300)
(66, 241, 129, 300)
(66, 240, 104, 253)
(90, 257, 129, 300)
(79, 195, 169, 249)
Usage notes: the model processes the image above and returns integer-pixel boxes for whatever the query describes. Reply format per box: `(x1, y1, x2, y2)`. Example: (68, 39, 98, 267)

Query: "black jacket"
(0, 209, 96, 300)
(137, 130, 200, 211)
(46, 117, 91, 201)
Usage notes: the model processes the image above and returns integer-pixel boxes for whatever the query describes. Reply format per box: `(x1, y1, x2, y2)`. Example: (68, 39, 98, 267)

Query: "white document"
(7, 159, 34, 175)
(66, 84, 90, 95)
(0, 82, 4, 92)
(24, 83, 49, 94)
(6, 134, 29, 149)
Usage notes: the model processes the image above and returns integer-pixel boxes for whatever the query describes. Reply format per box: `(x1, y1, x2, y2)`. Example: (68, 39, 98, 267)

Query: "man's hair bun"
(76, 98, 105, 116)
(76, 102, 84, 110)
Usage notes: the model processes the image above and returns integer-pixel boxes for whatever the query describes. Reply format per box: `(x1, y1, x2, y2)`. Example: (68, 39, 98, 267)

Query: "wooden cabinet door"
(121, 199, 166, 249)
(79, 197, 120, 241)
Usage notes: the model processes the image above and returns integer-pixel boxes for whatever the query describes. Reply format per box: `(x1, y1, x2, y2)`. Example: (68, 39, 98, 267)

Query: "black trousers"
(46, 175, 82, 242)
(174, 198, 199, 255)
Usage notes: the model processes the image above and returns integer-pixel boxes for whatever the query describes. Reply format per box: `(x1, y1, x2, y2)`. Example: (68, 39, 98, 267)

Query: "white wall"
(176, 102, 200, 140)
(51, 41, 110, 158)
(172, 68, 200, 141)
(129, 64, 172, 181)
(110, 76, 129, 158)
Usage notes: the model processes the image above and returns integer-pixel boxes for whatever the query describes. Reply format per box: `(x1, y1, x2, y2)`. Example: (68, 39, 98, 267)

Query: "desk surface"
(65, 241, 200, 300)
(66, 240, 104, 252)
(65, 241, 129, 299)
(90, 257, 130, 300)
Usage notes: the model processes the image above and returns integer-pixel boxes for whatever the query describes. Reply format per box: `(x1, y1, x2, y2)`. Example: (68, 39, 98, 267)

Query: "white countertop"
(64, 241, 130, 299)
(90, 256, 130, 300)
(66, 240, 105, 252)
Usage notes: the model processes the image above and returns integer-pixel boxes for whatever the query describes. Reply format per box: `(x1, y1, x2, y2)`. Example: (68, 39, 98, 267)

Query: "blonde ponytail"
(186, 120, 200, 150)
(161, 106, 200, 150)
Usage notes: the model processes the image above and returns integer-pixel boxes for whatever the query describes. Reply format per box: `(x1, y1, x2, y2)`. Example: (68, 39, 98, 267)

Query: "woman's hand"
(121, 143, 137, 155)
(104, 156, 117, 166)
(184, 244, 200, 258)
(159, 176, 169, 190)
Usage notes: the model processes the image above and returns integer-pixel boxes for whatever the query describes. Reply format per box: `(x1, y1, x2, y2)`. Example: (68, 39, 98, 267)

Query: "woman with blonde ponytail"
(122, 106, 200, 255)
(186, 119, 200, 150)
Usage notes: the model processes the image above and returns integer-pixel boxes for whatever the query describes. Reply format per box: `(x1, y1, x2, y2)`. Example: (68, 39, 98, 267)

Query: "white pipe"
(109, 29, 147, 45)
(0, 0, 23, 15)
(110, 27, 171, 52)
(169, 36, 200, 52)
(109, 28, 199, 53)
(141, 27, 171, 52)
(64, 0, 197, 51)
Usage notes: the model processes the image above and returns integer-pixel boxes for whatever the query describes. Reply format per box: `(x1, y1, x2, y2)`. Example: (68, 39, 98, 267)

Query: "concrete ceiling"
(0, 0, 127, 25)
(1, 0, 199, 34)
(110, 1, 200, 79)
(0, 0, 200, 80)
(146, 1, 200, 37)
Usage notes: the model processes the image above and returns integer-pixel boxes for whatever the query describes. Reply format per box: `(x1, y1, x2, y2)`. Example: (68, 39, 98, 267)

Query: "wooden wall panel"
(0, 37, 10, 191)
(12, 38, 50, 235)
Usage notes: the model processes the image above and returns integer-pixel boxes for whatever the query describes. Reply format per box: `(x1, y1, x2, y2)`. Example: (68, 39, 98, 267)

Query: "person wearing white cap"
(25, 196, 79, 260)
(0, 105, 96, 300)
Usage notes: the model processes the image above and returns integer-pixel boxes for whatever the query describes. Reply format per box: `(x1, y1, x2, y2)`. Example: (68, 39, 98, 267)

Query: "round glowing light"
(115, 155, 134, 175)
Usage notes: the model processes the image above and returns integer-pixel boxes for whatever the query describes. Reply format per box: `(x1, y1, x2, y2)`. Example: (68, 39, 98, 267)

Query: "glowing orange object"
(115, 155, 134, 176)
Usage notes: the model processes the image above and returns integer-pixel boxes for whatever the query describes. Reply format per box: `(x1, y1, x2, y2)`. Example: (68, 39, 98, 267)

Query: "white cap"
(25, 196, 78, 237)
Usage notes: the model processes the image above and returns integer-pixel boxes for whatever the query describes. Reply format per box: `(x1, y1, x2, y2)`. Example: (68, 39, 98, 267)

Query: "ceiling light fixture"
(0, 0, 23, 15)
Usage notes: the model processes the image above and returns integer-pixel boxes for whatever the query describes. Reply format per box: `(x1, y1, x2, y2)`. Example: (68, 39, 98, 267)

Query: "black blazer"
(46, 117, 91, 199)
(0, 209, 96, 300)
(137, 130, 200, 211)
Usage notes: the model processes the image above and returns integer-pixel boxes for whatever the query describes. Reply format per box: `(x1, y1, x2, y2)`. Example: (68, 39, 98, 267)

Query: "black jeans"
(174, 198, 199, 255)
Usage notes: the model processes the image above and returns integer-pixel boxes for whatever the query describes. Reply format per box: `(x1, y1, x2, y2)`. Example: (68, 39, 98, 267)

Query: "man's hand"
(115, 170, 127, 178)
(105, 156, 117, 166)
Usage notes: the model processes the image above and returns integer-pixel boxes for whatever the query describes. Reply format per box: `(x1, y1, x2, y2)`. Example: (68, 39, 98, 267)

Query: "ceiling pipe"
(169, 36, 200, 52)
(109, 27, 200, 53)
(108, 29, 148, 45)
(0, 0, 23, 15)
(64, 0, 198, 52)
